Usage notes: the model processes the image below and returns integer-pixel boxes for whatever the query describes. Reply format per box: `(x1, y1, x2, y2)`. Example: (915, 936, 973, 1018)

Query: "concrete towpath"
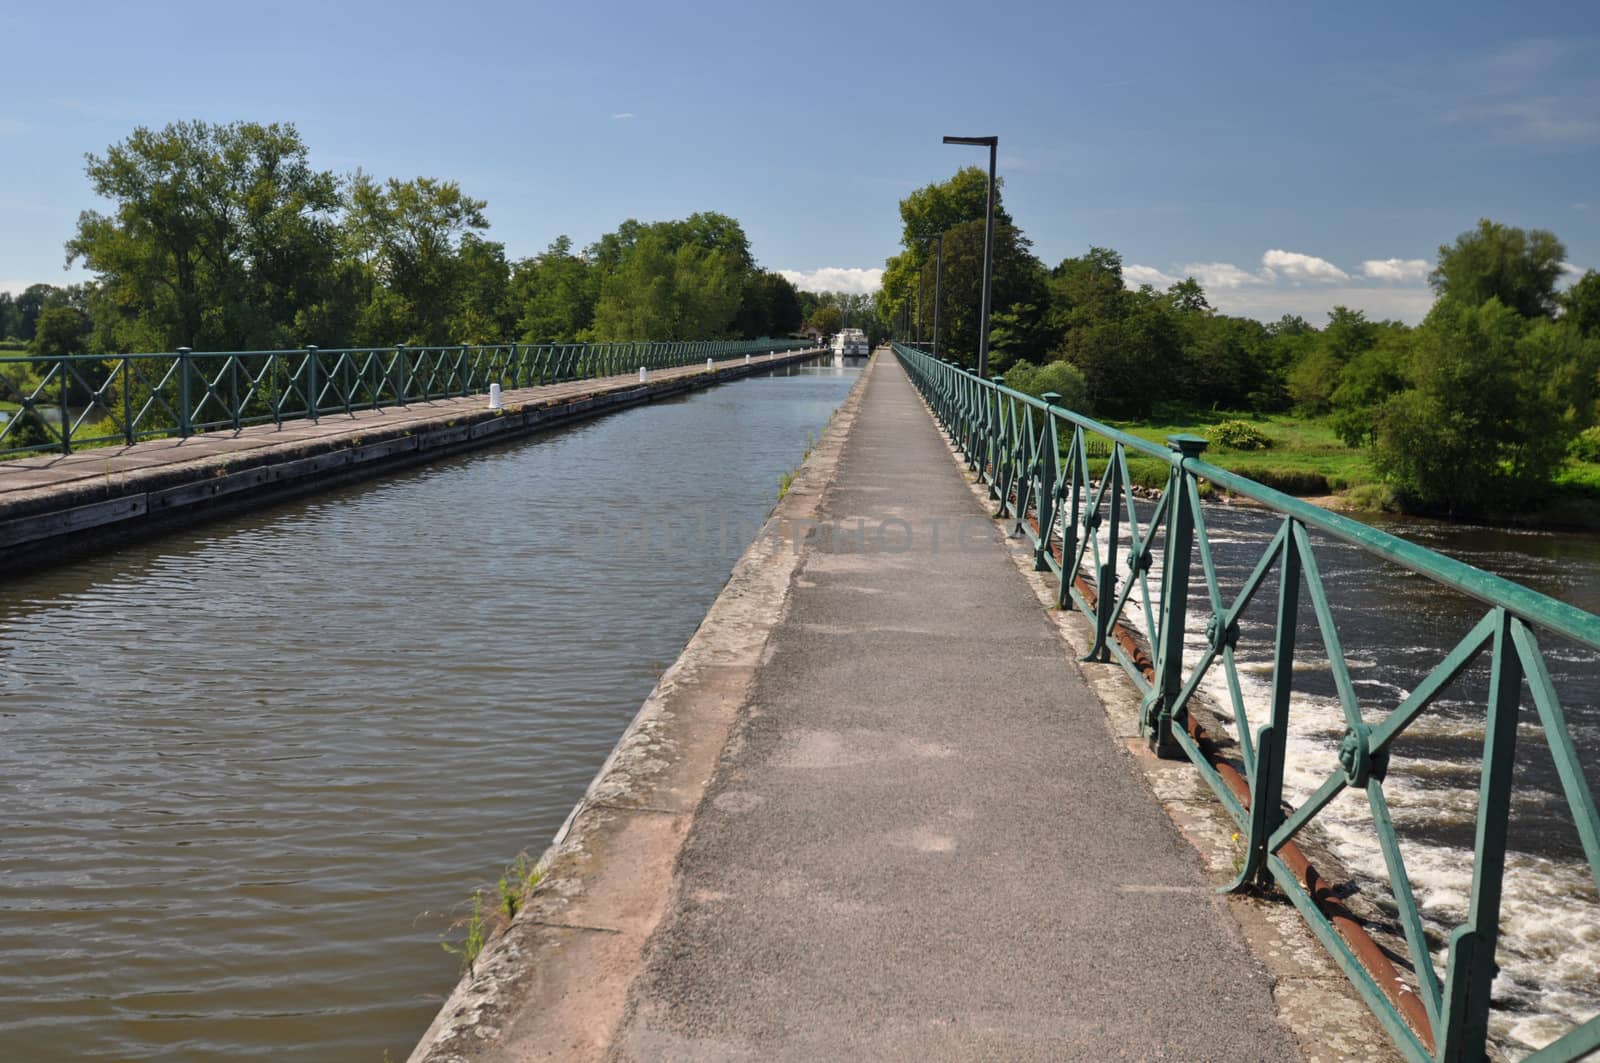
(606, 354, 1296, 1059)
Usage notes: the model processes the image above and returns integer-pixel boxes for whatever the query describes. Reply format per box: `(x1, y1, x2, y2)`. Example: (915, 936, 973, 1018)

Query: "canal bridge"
(0, 340, 1597, 1062)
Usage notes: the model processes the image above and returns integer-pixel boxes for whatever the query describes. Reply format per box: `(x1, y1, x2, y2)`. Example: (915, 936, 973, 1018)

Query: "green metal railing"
(894, 343, 1600, 1063)
(0, 338, 811, 458)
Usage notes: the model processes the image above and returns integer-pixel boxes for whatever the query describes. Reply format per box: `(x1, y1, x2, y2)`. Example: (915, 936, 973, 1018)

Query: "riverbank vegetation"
(881, 173, 1600, 522)
(0, 120, 829, 362)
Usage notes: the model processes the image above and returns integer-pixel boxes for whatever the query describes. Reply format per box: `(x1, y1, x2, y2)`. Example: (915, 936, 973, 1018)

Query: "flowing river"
(1172, 504, 1600, 1057)
(0, 360, 860, 1061)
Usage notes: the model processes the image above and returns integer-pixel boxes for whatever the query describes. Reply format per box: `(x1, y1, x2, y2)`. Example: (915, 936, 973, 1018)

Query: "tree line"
(6, 120, 809, 359)
(880, 170, 1600, 515)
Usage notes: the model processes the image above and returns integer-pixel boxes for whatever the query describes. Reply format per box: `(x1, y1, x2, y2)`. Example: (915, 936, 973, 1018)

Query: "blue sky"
(3, 0, 1597, 325)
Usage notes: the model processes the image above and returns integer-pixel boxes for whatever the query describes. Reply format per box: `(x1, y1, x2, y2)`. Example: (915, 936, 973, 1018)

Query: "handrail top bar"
(894, 342, 1600, 651)
(0, 339, 808, 364)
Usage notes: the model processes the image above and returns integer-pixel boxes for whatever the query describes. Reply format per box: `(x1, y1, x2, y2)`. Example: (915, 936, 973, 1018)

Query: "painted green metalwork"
(892, 342, 1600, 1063)
(0, 338, 811, 458)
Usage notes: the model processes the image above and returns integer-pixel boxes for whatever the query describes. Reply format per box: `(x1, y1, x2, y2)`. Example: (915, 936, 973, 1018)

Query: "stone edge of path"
(405, 354, 875, 1063)
(0, 351, 821, 574)
(918, 386, 1405, 1063)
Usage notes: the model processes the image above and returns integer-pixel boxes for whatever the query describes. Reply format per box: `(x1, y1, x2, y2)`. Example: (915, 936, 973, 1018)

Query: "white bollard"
(746, 352, 751, 363)
(639, 366, 648, 383)
(488, 382, 502, 410)
(707, 357, 714, 370)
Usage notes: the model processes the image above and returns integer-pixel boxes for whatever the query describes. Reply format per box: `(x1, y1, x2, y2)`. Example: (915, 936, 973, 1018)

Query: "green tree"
(30, 306, 88, 358)
(1373, 298, 1595, 512)
(1061, 288, 1182, 417)
(448, 234, 513, 343)
(1003, 358, 1089, 412)
(68, 120, 342, 351)
(880, 168, 1011, 339)
(913, 219, 1045, 366)
(735, 271, 803, 337)
(345, 172, 491, 345)
(810, 304, 843, 336)
(1287, 307, 1378, 412)
(1430, 218, 1566, 319)
(587, 229, 743, 341)
(1562, 269, 1600, 336)
(510, 236, 599, 343)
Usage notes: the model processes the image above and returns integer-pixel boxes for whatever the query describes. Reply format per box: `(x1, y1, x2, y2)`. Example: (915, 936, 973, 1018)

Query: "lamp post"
(942, 134, 997, 377)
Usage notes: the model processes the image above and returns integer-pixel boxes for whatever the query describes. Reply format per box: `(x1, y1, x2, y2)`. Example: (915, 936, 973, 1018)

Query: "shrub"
(1341, 482, 1398, 512)
(1213, 419, 1273, 450)
(1003, 358, 1089, 413)
(1244, 467, 1329, 495)
(1569, 426, 1600, 463)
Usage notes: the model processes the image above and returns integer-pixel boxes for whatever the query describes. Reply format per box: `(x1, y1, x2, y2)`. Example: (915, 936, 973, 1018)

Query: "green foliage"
(1213, 420, 1272, 450)
(1568, 426, 1600, 463)
(1060, 288, 1181, 417)
(69, 120, 344, 351)
(880, 168, 1025, 355)
(30, 307, 87, 358)
(440, 892, 488, 974)
(1430, 218, 1567, 319)
(1372, 298, 1596, 513)
(1002, 358, 1089, 412)
(736, 271, 803, 338)
(59, 125, 789, 352)
(809, 305, 843, 336)
(1563, 270, 1600, 337)
(345, 172, 495, 345)
(510, 237, 599, 343)
(588, 229, 744, 341)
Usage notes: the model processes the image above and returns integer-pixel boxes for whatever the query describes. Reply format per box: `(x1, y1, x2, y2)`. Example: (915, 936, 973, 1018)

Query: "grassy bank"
(1102, 407, 1377, 498)
(1095, 406, 1600, 528)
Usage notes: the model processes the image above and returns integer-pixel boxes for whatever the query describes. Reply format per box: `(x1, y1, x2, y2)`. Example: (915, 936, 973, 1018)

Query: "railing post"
(1143, 434, 1208, 758)
(271, 351, 282, 428)
(1437, 607, 1524, 1062)
(58, 358, 71, 454)
(396, 344, 408, 404)
(1035, 393, 1061, 571)
(986, 376, 1006, 496)
(305, 346, 319, 420)
(122, 356, 135, 445)
(177, 347, 193, 438)
(1085, 450, 1121, 663)
(230, 355, 241, 431)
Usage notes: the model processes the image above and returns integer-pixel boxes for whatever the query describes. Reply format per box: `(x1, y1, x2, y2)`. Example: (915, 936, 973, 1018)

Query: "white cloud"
(1120, 248, 1439, 324)
(1180, 261, 1268, 290)
(1262, 249, 1349, 283)
(610, 112, 636, 120)
(1448, 96, 1600, 145)
(1122, 264, 1180, 289)
(1361, 258, 1431, 283)
(778, 267, 882, 295)
(1209, 286, 1437, 327)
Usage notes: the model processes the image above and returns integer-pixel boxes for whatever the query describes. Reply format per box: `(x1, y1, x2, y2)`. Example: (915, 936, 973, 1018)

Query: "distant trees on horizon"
(4, 119, 808, 357)
(879, 170, 1600, 515)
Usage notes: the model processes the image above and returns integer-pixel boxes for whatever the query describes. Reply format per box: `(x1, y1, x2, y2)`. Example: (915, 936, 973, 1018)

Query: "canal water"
(1168, 504, 1600, 1057)
(0, 360, 860, 1062)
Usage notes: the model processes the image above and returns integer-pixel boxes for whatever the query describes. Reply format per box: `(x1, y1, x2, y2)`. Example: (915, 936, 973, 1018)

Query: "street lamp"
(942, 134, 997, 377)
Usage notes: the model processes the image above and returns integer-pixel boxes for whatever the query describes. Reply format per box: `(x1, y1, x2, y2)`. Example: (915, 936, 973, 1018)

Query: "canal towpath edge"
(405, 353, 876, 1062)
